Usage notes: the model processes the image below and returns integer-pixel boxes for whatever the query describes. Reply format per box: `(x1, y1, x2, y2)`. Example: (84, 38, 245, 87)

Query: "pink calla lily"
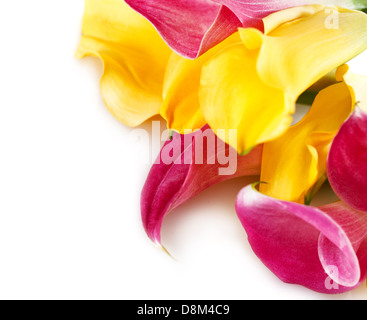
(124, 0, 366, 59)
(235, 185, 367, 293)
(141, 126, 262, 244)
(328, 107, 367, 212)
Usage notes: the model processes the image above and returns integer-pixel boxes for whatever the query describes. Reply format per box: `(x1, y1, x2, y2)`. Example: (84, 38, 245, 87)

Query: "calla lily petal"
(141, 126, 262, 244)
(76, 0, 171, 127)
(258, 6, 367, 99)
(161, 52, 207, 131)
(260, 82, 353, 203)
(200, 42, 293, 154)
(125, 0, 242, 59)
(161, 33, 242, 132)
(199, 5, 367, 153)
(327, 69, 367, 211)
(236, 185, 367, 293)
(328, 107, 367, 212)
(124, 0, 365, 59)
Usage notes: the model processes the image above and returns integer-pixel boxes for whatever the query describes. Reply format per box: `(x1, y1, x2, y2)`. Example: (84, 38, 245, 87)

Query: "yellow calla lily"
(260, 61, 367, 204)
(200, 42, 294, 154)
(161, 33, 242, 133)
(199, 5, 367, 153)
(259, 81, 353, 203)
(76, 0, 171, 127)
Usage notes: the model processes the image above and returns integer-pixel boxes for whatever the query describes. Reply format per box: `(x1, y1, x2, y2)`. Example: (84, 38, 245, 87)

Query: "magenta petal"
(125, 0, 242, 59)
(235, 185, 367, 293)
(319, 202, 367, 287)
(197, 5, 242, 58)
(141, 126, 262, 244)
(328, 107, 367, 212)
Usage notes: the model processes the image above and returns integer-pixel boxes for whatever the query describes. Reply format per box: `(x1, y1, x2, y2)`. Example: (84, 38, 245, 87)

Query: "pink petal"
(235, 185, 367, 293)
(125, 0, 242, 59)
(141, 126, 262, 244)
(328, 107, 367, 212)
(124, 0, 358, 58)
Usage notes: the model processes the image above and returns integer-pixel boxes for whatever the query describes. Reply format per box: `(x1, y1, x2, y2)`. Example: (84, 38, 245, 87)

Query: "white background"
(0, 1, 366, 300)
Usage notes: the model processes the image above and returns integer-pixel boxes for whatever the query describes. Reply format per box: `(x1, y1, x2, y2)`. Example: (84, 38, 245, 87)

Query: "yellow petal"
(262, 4, 325, 34)
(260, 82, 353, 203)
(199, 5, 367, 153)
(76, 0, 171, 127)
(307, 70, 338, 92)
(200, 43, 294, 154)
(258, 5, 367, 99)
(160, 52, 209, 132)
(161, 33, 241, 133)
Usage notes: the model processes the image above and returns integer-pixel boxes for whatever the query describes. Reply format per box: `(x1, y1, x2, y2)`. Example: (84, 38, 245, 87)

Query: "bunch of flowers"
(77, 0, 367, 293)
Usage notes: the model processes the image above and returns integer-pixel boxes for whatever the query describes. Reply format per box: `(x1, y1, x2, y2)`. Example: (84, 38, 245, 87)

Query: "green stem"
(304, 175, 327, 206)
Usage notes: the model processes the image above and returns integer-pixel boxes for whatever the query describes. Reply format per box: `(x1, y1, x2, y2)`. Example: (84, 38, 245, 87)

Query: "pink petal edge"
(328, 107, 367, 212)
(141, 126, 262, 244)
(235, 184, 367, 293)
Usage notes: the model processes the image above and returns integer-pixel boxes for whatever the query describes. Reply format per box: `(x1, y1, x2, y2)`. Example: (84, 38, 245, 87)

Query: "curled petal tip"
(236, 185, 367, 293)
(141, 127, 262, 247)
(155, 242, 177, 261)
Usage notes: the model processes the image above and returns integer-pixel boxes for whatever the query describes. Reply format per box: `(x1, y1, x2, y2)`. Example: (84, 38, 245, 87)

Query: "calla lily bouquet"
(77, 0, 367, 294)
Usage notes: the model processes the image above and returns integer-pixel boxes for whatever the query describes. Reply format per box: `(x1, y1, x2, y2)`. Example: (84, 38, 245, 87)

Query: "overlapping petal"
(236, 185, 367, 293)
(141, 126, 262, 244)
(327, 68, 367, 212)
(199, 5, 367, 153)
(258, 6, 367, 98)
(76, 0, 171, 127)
(125, 0, 241, 59)
(161, 33, 241, 132)
(124, 0, 365, 59)
(260, 82, 353, 203)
